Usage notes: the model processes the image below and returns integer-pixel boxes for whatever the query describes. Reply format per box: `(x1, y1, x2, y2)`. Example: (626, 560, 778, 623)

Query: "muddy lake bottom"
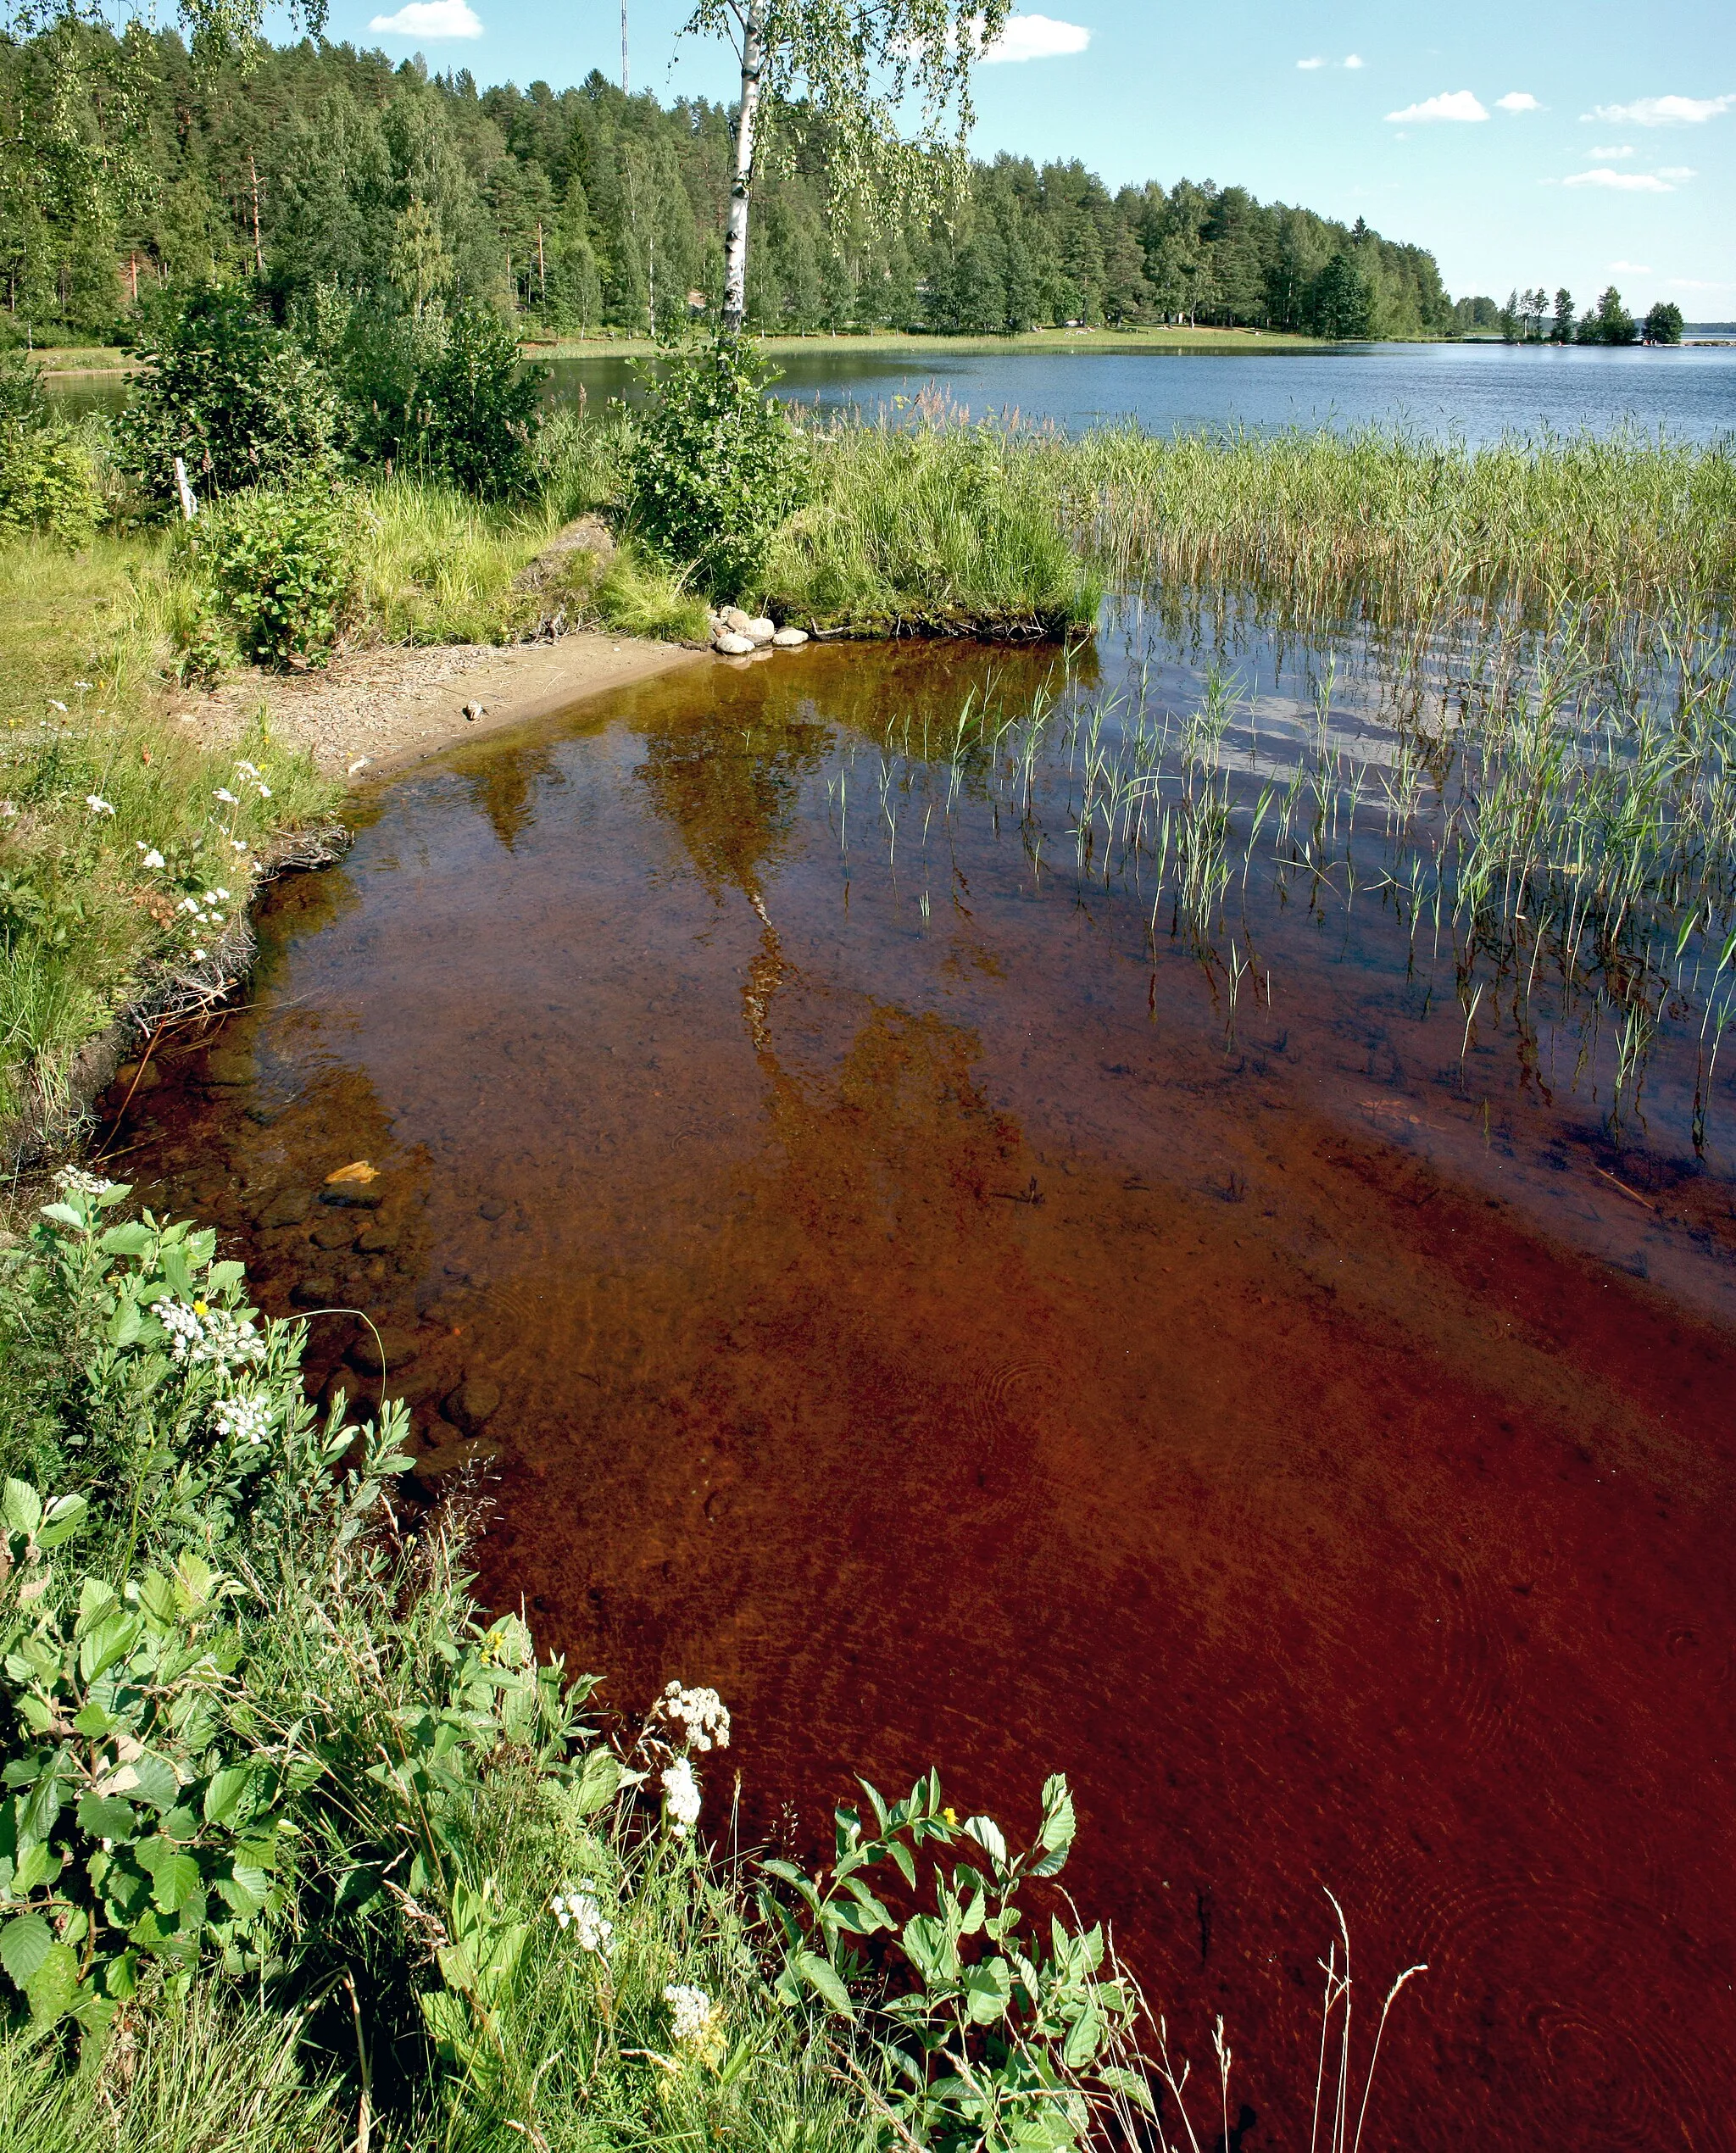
(108, 630, 1736, 2150)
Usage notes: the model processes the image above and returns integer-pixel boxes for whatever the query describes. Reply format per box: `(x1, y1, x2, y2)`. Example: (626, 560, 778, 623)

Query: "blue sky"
(309, 1, 1735, 315)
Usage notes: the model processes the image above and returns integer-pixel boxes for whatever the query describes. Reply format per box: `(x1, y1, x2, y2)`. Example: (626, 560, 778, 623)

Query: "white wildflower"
(2, 801, 15, 817)
(191, 947, 207, 960)
(664, 1983, 716, 2047)
(256, 783, 271, 799)
(212, 1389, 275, 1446)
(549, 1889, 614, 1953)
(48, 698, 67, 713)
(659, 1681, 731, 1753)
(153, 1297, 265, 1372)
(214, 787, 238, 805)
(234, 760, 260, 780)
(661, 1756, 702, 1839)
(74, 682, 92, 692)
(142, 848, 165, 870)
(231, 838, 250, 854)
(85, 795, 115, 815)
(54, 1166, 117, 1199)
(178, 895, 200, 915)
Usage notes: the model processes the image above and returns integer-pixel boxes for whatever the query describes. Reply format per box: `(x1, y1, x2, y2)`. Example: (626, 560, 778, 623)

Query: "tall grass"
(761, 405, 1102, 637)
(1070, 423, 1736, 626)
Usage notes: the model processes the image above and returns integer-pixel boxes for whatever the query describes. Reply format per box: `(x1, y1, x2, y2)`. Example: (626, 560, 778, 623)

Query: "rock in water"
(743, 617, 776, 645)
(446, 1375, 503, 1434)
(714, 632, 756, 655)
(771, 626, 809, 648)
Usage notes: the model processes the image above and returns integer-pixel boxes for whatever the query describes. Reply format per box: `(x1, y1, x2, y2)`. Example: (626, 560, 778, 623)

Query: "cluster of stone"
(709, 606, 810, 656)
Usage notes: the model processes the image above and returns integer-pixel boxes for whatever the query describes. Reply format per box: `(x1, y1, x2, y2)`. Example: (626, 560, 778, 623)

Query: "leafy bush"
(417, 302, 544, 499)
(625, 337, 808, 599)
(0, 354, 100, 548)
(199, 487, 357, 669)
(115, 287, 339, 509)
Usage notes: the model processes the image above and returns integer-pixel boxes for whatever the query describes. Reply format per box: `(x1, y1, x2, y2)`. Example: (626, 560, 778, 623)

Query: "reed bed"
(1069, 424, 1736, 631)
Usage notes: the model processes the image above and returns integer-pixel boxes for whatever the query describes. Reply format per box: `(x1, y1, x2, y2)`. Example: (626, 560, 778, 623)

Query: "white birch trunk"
(721, 0, 769, 334)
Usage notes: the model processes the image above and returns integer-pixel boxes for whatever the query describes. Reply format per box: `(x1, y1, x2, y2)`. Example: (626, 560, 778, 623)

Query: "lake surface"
(540, 337, 1736, 446)
(49, 338, 1736, 445)
(108, 616, 1736, 2150)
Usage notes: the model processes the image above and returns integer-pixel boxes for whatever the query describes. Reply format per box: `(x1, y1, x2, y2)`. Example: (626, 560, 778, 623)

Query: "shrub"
(115, 286, 339, 509)
(200, 487, 357, 669)
(418, 301, 544, 498)
(0, 353, 100, 547)
(624, 336, 808, 599)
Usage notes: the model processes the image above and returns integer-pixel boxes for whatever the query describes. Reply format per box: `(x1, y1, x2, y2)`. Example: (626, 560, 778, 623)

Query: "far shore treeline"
(0, 25, 1461, 347)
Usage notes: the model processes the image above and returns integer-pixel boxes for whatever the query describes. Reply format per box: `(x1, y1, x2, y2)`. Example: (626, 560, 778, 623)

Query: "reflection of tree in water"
(634, 703, 831, 909)
(463, 742, 565, 852)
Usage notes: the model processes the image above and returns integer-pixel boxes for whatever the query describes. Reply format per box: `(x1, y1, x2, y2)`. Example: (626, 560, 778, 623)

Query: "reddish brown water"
(112, 642, 1736, 2150)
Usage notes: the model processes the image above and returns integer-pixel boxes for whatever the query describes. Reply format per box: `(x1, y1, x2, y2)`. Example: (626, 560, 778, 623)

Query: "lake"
(106, 601, 1736, 2150)
(49, 337, 1736, 446)
(542, 337, 1736, 446)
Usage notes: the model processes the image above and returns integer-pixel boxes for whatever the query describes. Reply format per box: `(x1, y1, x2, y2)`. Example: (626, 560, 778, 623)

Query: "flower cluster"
(212, 1389, 275, 1446)
(154, 1297, 267, 1374)
(85, 794, 114, 816)
(661, 1755, 702, 1839)
(549, 1889, 614, 1953)
(53, 1166, 117, 1199)
(658, 1681, 732, 1753)
(663, 1983, 716, 2048)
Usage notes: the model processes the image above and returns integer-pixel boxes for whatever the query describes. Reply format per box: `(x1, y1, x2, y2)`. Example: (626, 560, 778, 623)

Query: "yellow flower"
(943, 1806, 958, 1827)
(193, 1300, 208, 1316)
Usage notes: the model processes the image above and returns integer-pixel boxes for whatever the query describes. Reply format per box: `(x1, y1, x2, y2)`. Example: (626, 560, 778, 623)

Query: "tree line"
(1453, 286, 1684, 346)
(0, 24, 1457, 345)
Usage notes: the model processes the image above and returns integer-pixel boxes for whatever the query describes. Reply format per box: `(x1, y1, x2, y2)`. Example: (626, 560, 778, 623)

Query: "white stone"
(714, 632, 756, 655)
(771, 626, 809, 648)
(743, 617, 776, 645)
(719, 606, 754, 634)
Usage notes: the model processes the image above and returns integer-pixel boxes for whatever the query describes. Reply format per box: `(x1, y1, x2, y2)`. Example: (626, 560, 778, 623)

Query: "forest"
(0, 24, 1457, 345)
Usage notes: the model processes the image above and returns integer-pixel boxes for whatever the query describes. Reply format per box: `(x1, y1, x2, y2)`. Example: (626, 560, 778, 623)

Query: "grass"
(1069, 422, 1736, 627)
(760, 407, 1101, 637)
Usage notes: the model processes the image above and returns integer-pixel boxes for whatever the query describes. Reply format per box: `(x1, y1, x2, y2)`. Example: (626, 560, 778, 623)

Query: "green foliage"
(759, 1769, 1148, 2150)
(198, 486, 357, 668)
(1578, 286, 1639, 348)
(0, 1175, 1160, 2144)
(3, 29, 1454, 349)
(417, 302, 544, 498)
(0, 356, 101, 548)
(1644, 301, 1684, 347)
(1305, 253, 1375, 342)
(760, 415, 1099, 636)
(626, 338, 809, 598)
(115, 286, 339, 509)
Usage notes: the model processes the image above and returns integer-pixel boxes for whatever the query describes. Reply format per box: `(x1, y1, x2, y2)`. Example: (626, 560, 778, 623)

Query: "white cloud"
(1590, 144, 1635, 158)
(369, 0, 481, 32)
(980, 13, 1089, 62)
(1296, 56, 1326, 70)
(1608, 261, 1653, 274)
(1669, 277, 1735, 292)
(1656, 165, 1696, 180)
(1584, 93, 1734, 126)
(1564, 168, 1675, 192)
(1344, 54, 1365, 70)
(1384, 90, 1489, 123)
(1495, 92, 1541, 113)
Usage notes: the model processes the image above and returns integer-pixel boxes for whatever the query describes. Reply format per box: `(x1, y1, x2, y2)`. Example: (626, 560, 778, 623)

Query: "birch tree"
(680, 1, 1012, 332)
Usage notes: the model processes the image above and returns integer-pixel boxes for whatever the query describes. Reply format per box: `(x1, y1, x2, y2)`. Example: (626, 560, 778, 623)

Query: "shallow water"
(111, 631, 1736, 2150)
